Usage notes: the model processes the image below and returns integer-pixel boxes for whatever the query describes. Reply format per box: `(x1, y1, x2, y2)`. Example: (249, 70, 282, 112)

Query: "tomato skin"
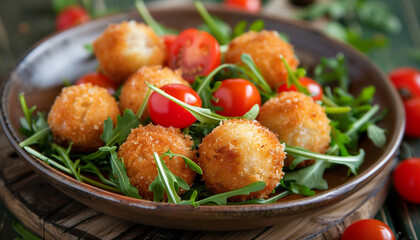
(224, 0, 261, 13)
(341, 219, 395, 240)
(163, 34, 177, 65)
(393, 158, 420, 203)
(168, 28, 221, 83)
(212, 79, 261, 117)
(389, 67, 420, 136)
(55, 6, 90, 31)
(75, 72, 118, 95)
(148, 84, 202, 129)
(277, 77, 323, 101)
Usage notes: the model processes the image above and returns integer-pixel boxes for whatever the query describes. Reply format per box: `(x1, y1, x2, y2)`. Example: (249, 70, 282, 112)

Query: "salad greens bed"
(18, 1, 387, 206)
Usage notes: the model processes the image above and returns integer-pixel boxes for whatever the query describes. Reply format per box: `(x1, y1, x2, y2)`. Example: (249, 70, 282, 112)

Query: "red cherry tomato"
(277, 77, 323, 101)
(55, 6, 90, 31)
(224, 0, 261, 13)
(168, 28, 221, 83)
(341, 219, 395, 240)
(148, 84, 202, 129)
(212, 79, 261, 117)
(389, 67, 420, 136)
(163, 34, 177, 65)
(393, 158, 420, 203)
(75, 72, 118, 95)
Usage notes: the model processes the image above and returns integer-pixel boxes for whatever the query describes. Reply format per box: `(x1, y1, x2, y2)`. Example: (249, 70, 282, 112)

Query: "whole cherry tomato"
(75, 72, 118, 95)
(393, 157, 420, 203)
(168, 28, 221, 83)
(224, 0, 261, 13)
(148, 84, 202, 129)
(277, 77, 323, 101)
(212, 79, 261, 117)
(55, 6, 90, 31)
(341, 219, 395, 240)
(163, 34, 177, 65)
(389, 67, 420, 137)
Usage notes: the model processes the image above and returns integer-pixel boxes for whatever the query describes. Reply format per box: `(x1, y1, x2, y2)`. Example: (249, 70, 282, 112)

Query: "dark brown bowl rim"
(0, 4, 405, 216)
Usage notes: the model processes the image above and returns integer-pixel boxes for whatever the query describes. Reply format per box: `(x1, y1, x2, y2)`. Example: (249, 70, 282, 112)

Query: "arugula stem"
(324, 106, 351, 114)
(195, 63, 236, 95)
(23, 146, 121, 192)
(194, 1, 229, 45)
(19, 93, 34, 132)
(241, 54, 273, 94)
(321, 95, 339, 107)
(52, 144, 83, 182)
(346, 104, 379, 136)
(280, 57, 310, 95)
(19, 127, 50, 147)
(135, 0, 164, 36)
(136, 88, 151, 119)
(228, 190, 290, 205)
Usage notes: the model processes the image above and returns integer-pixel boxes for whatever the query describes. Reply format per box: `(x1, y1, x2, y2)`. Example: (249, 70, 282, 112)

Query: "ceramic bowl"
(0, 5, 405, 231)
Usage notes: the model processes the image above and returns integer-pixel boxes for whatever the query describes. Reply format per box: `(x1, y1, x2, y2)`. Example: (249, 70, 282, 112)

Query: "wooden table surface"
(1, 0, 420, 239)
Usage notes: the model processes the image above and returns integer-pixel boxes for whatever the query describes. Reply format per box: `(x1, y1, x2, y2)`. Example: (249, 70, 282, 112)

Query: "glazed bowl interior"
(0, 5, 405, 231)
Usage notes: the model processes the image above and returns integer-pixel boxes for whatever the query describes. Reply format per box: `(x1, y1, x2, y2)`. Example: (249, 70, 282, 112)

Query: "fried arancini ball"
(225, 30, 299, 88)
(198, 119, 285, 202)
(257, 91, 331, 168)
(47, 83, 120, 152)
(118, 124, 196, 200)
(119, 65, 189, 118)
(93, 21, 166, 83)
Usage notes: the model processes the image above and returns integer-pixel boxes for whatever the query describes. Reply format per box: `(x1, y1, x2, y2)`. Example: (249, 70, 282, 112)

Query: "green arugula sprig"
(100, 146, 141, 198)
(135, 0, 178, 36)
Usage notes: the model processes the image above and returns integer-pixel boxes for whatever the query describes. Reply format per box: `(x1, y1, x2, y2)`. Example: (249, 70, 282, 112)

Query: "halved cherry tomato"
(393, 158, 420, 203)
(389, 67, 420, 137)
(168, 28, 221, 83)
(341, 219, 395, 240)
(212, 79, 261, 117)
(56, 6, 90, 31)
(277, 77, 323, 101)
(75, 72, 118, 95)
(148, 84, 202, 129)
(224, 0, 261, 13)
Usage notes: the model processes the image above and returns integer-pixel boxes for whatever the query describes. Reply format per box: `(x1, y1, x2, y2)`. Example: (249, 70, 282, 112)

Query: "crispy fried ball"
(198, 119, 285, 202)
(93, 21, 166, 83)
(119, 65, 189, 118)
(225, 30, 299, 88)
(47, 83, 120, 152)
(118, 124, 196, 200)
(257, 91, 331, 168)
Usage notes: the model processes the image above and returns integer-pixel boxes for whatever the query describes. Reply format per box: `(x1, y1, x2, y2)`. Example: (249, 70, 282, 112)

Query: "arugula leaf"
(135, 0, 178, 36)
(12, 219, 41, 240)
(283, 160, 329, 190)
(232, 20, 265, 39)
(83, 109, 139, 161)
(240, 54, 274, 95)
(52, 0, 79, 14)
(195, 181, 266, 206)
(314, 53, 349, 91)
(99, 146, 141, 198)
(280, 179, 315, 196)
(150, 152, 190, 203)
(228, 190, 289, 205)
(280, 57, 310, 95)
(367, 124, 387, 148)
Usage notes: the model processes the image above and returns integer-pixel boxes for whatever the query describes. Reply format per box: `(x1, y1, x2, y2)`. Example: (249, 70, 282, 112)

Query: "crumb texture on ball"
(93, 21, 166, 83)
(119, 65, 189, 118)
(225, 30, 299, 88)
(118, 124, 196, 200)
(257, 91, 331, 167)
(47, 83, 120, 152)
(198, 119, 285, 201)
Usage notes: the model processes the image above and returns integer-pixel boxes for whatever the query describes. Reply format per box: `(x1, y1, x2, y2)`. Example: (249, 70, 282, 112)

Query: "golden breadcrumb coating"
(93, 21, 166, 83)
(119, 65, 189, 118)
(225, 30, 299, 88)
(257, 91, 331, 168)
(198, 119, 285, 202)
(47, 83, 120, 152)
(117, 124, 196, 200)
